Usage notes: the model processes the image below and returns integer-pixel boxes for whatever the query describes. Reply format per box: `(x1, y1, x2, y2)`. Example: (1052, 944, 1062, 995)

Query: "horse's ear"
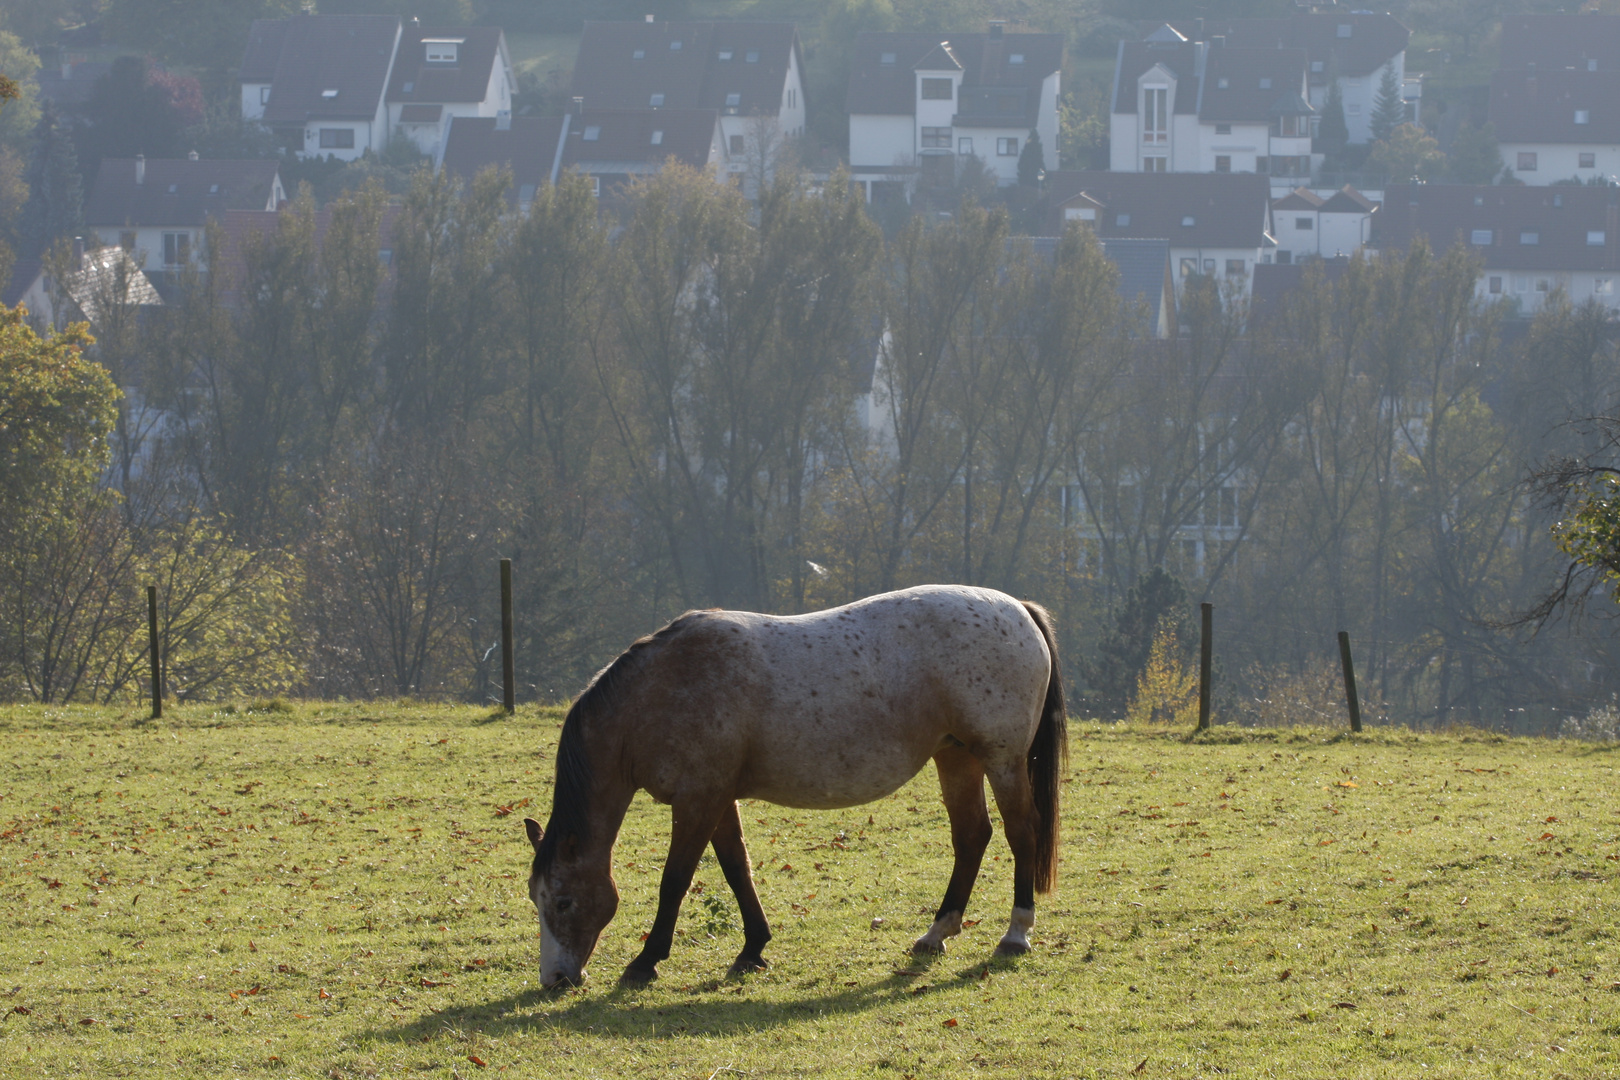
(523, 817, 543, 851)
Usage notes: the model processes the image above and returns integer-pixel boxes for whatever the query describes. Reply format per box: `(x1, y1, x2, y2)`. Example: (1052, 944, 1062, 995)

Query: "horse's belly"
(739, 731, 935, 810)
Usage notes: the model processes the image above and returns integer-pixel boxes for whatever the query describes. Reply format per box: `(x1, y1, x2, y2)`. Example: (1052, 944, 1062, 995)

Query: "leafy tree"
(1082, 567, 1191, 719)
(1317, 80, 1348, 160)
(1447, 121, 1501, 184)
(1368, 123, 1446, 182)
(1370, 65, 1404, 144)
(22, 100, 80, 256)
(99, 0, 300, 78)
(78, 56, 196, 170)
(0, 305, 114, 515)
(0, 29, 39, 155)
(1017, 128, 1045, 186)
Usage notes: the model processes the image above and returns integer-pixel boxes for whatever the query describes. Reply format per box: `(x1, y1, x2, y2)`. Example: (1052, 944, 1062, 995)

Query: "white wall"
(1037, 69, 1060, 172)
(301, 121, 372, 161)
(1480, 267, 1620, 313)
(1340, 57, 1403, 145)
(242, 83, 269, 121)
(1169, 244, 1264, 297)
(1196, 121, 1268, 173)
(781, 47, 806, 137)
(1498, 142, 1620, 184)
(850, 113, 916, 167)
(1319, 209, 1370, 257)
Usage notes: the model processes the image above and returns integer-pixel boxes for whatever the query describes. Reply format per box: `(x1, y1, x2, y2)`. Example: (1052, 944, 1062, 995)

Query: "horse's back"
(629, 586, 1052, 810)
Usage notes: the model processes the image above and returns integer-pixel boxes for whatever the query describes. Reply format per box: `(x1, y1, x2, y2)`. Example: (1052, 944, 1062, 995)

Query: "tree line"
(5, 163, 1619, 729)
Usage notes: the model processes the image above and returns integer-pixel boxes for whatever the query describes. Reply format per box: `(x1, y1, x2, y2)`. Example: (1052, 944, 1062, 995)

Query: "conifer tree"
(21, 101, 82, 256)
(1017, 128, 1045, 186)
(1317, 80, 1349, 160)
(1370, 65, 1404, 144)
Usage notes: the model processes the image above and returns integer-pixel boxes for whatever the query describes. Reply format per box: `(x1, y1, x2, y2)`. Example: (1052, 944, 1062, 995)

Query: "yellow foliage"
(1126, 623, 1198, 726)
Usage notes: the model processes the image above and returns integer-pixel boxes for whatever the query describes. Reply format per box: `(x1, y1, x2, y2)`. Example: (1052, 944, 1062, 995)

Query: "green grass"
(4, 703, 1620, 1077)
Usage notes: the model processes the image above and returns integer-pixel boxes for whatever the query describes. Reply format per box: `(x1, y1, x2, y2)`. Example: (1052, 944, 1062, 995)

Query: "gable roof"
(1103, 238, 1174, 335)
(847, 31, 1063, 116)
(84, 158, 282, 227)
(441, 116, 568, 202)
(245, 14, 401, 124)
(386, 25, 505, 105)
(569, 20, 800, 117)
(1112, 39, 1201, 115)
(1198, 46, 1310, 123)
(1171, 13, 1409, 80)
(1273, 187, 1325, 212)
(3, 246, 162, 323)
(1499, 14, 1620, 73)
(1045, 170, 1273, 249)
(1321, 185, 1377, 214)
(1489, 68, 1620, 145)
(560, 107, 719, 173)
(1376, 183, 1620, 271)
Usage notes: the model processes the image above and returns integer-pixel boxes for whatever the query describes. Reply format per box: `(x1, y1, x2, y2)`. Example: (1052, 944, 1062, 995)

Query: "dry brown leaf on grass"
(1132, 1059, 1148, 1075)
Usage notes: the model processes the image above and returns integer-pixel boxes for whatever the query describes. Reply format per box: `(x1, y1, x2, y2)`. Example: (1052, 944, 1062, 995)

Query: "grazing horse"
(522, 584, 1068, 988)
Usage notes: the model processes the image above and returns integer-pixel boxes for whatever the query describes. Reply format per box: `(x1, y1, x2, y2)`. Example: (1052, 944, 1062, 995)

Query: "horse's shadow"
(366, 952, 1015, 1043)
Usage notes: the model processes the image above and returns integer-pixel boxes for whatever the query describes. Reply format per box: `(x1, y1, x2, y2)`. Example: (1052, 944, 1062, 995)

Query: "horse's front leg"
(621, 799, 727, 985)
(914, 746, 992, 954)
(710, 800, 772, 976)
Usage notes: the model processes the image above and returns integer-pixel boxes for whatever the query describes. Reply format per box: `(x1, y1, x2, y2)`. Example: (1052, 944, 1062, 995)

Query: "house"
(845, 26, 1062, 199)
(83, 154, 285, 273)
(1489, 16, 1620, 185)
(240, 14, 402, 160)
(1028, 234, 1176, 339)
(440, 115, 568, 209)
(569, 19, 805, 192)
(1110, 26, 1315, 186)
(386, 25, 515, 156)
(558, 106, 726, 198)
(1249, 255, 1354, 331)
(1270, 185, 1376, 263)
(1044, 171, 1276, 299)
(1375, 183, 1620, 315)
(2, 238, 162, 333)
(1170, 12, 1412, 146)
(212, 205, 403, 311)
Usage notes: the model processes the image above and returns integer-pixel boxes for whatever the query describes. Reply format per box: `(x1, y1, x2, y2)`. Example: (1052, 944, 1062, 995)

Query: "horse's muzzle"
(541, 967, 585, 990)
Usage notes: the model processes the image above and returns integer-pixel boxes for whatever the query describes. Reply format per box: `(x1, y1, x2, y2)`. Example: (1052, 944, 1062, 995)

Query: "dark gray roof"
(1199, 47, 1310, 123)
(1376, 183, 1620, 271)
(386, 26, 504, 105)
(569, 20, 800, 117)
(246, 14, 401, 124)
(35, 60, 110, 109)
(1111, 39, 1201, 115)
(1103, 238, 1173, 331)
(84, 158, 282, 227)
(441, 116, 567, 202)
(559, 107, 718, 173)
(1489, 68, 1620, 145)
(1045, 170, 1274, 249)
(847, 31, 1063, 116)
(1171, 13, 1409, 80)
(1499, 14, 1620, 72)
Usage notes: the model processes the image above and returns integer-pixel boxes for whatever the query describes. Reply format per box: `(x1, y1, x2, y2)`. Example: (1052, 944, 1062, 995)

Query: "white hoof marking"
(998, 906, 1035, 953)
(913, 910, 963, 952)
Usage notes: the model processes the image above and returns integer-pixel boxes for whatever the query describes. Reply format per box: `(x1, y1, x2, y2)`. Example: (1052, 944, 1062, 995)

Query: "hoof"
(911, 938, 946, 956)
(727, 954, 768, 978)
(619, 963, 659, 986)
(993, 940, 1030, 958)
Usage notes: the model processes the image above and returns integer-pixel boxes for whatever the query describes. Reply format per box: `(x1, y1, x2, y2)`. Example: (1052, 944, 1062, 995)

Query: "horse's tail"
(1022, 600, 1068, 894)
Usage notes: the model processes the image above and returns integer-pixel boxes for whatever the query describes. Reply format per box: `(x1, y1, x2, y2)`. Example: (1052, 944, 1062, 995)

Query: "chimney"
(572, 95, 584, 116)
(135, 154, 145, 185)
(187, 149, 199, 161)
(645, 12, 654, 22)
(495, 109, 511, 131)
(72, 236, 85, 272)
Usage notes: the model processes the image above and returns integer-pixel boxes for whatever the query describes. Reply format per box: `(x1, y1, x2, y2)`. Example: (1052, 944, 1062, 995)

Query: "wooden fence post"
(500, 558, 515, 715)
(1338, 630, 1363, 733)
(147, 585, 162, 721)
(1197, 602, 1213, 731)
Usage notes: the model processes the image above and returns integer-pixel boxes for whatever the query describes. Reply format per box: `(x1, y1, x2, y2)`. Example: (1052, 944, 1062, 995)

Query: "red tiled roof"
(386, 26, 504, 105)
(84, 158, 282, 228)
(570, 21, 800, 117)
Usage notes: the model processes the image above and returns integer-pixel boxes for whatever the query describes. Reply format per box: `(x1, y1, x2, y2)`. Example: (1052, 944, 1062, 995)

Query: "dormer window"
(718, 50, 732, 60)
(669, 40, 681, 50)
(1576, 109, 1590, 125)
(726, 92, 741, 106)
(1181, 215, 1195, 227)
(209, 183, 220, 194)
(880, 51, 897, 64)
(1337, 23, 1352, 37)
(402, 81, 414, 94)
(1311, 60, 1324, 72)
(1589, 58, 1599, 71)
(167, 183, 178, 194)
(633, 49, 645, 59)
(582, 125, 601, 141)
(651, 130, 663, 145)
(1009, 53, 1024, 64)
(1521, 231, 1539, 245)
(1259, 77, 1271, 90)
(1216, 77, 1229, 89)
(1116, 213, 1130, 227)
(424, 39, 460, 64)
(321, 89, 339, 99)
(745, 50, 759, 62)
(650, 93, 664, 106)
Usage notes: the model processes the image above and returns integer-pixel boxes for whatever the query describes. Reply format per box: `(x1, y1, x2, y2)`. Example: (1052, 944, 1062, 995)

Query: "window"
(1521, 230, 1539, 245)
(1181, 215, 1196, 227)
(1597, 278, 1614, 295)
(922, 126, 951, 149)
(1337, 23, 1352, 37)
(880, 51, 897, 64)
(1216, 77, 1229, 89)
(725, 92, 741, 107)
(717, 50, 731, 60)
(1489, 276, 1502, 294)
(1009, 52, 1024, 64)
(162, 231, 190, 266)
(320, 89, 338, 99)
(582, 125, 601, 141)
(1515, 276, 1529, 293)
(1215, 123, 1231, 135)
(745, 50, 759, 62)
(119, 230, 136, 251)
(1272, 155, 1309, 175)
(649, 93, 664, 106)
(1215, 487, 1239, 528)
(650, 130, 663, 145)
(1470, 229, 1492, 245)
(1581, 152, 1597, 168)
(1143, 156, 1166, 172)
(1275, 250, 1291, 264)
(1215, 155, 1231, 172)
(1259, 77, 1272, 90)
(1278, 114, 1305, 137)
(1311, 60, 1324, 73)
(1517, 151, 1537, 171)
(1296, 216, 1314, 230)
(730, 134, 744, 154)
(318, 128, 354, 149)
(669, 40, 681, 50)
(378, 248, 392, 266)
(958, 136, 974, 155)
(425, 41, 458, 63)
(1226, 258, 1245, 275)
(1255, 156, 1269, 173)
(1576, 109, 1590, 125)
(518, 183, 536, 207)
(259, 85, 271, 104)
(1590, 230, 1607, 246)
(402, 81, 413, 94)
(1536, 278, 1551, 293)
(1590, 59, 1599, 71)
(1143, 87, 1168, 143)
(921, 78, 953, 100)
(1203, 258, 1216, 273)
(1180, 257, 1198, 276)
(997, 136, 1018, 156)
(633, 49, 646, 59)
(1117, 214, 1132, 227)
(590, 176, 600, 197)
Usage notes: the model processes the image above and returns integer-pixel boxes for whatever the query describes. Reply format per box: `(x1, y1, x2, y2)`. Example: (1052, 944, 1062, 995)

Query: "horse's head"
(524, 817, 617, 988)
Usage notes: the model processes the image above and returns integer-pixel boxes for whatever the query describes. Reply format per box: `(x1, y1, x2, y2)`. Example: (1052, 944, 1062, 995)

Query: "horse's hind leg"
(621, 799, 728, 985)
(711, 801, 773, 976)
(984, 762, 1040, 957)
(913, 745, 993, 955)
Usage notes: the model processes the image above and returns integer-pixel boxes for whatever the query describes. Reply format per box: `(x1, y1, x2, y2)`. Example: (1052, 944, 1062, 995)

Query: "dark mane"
(532, 612, 707, 877)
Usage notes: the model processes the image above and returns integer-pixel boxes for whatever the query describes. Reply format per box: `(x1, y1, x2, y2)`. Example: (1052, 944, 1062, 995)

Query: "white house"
(569, 19, 805, 194)
(1490, 15, 1620, 185)
(1110, 26, 1317, 187)
(83, 155, 285, 273)
(386, 25, 514, 156)
(1377, 183, 1620, 315)
(845, 26, 1062, 199)
(1270, 185, 1377, 263)
(557, 105, 726, 198)
(240, 14, 402, 161)
(1, 239, 162, 333)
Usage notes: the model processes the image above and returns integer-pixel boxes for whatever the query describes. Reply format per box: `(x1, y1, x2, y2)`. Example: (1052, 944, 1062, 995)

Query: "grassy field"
(2, 703, 1619, 1078)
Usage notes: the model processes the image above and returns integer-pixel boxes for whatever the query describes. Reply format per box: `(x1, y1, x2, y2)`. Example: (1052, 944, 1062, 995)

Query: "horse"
(521, 583, 1068, 988)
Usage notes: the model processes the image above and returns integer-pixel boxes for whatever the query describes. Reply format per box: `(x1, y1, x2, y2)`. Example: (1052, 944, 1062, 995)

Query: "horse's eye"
(555, 897, 573, 913)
